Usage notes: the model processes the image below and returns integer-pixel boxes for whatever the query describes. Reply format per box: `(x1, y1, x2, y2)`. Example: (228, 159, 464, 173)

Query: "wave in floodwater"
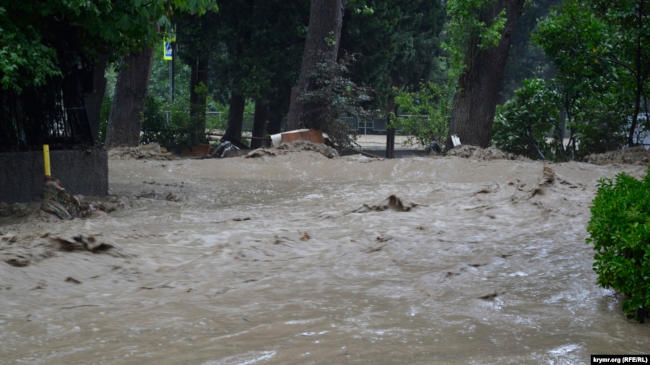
(1, 153, 648, 364)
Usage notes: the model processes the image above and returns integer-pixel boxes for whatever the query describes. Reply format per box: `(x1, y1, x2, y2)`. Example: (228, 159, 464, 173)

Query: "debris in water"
(376, 235, 391, 243)
(365, 244, 387, 253)
(300, 232, 311, 241)
(542, 165, 555, 185)
(139, 283, 174, 290)
(52, 235, 115, 253)
(245, 149, 278, 158)
(65, 277, 81, 284)
(165, 192, 181, 202)
(474, 184, 499, 195)
(353, 195, 418, 213)
(5, 257, 29, 267)
(479, 292, 499, 300)
(211, 140, 243, 158)
(2, 235, 18, 243)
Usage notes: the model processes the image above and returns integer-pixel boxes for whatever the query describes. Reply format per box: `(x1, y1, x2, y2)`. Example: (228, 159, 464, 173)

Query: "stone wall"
(0, 149, 108, 203)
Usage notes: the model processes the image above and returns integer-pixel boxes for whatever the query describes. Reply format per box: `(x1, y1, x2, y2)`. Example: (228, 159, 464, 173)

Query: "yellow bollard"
(43, 144, 51, 177)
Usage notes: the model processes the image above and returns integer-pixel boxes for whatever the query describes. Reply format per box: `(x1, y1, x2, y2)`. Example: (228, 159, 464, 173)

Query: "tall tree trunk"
(286, 0, 346, 130)
(84, 55, 108, 144)
(189, 54, 209, 146)
(448, 0, 525, 148)
(251, 100, 269, 149)
(627, 0, 644, 146)
(223, 92, 245, 143)
(105, 47, 154, 147)
(267, 81, 293, 135)
(267, 96, 285, 135)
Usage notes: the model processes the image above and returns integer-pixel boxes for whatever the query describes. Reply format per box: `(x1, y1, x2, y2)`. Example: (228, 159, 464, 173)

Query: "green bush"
(391, 81, 451, 148)
(492, 78, 561, 160)
(141, 95, 193, 152)
(587, 168, 650, 322)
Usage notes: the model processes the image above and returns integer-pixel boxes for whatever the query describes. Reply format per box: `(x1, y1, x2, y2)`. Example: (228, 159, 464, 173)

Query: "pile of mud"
(1, 233, 125, 268)
(0, 196, 124, 220)
(446, 145, 524, 160)
(109, 143, 175, 160)
(246, 141, 339, 159)
(584, 146, 650, 165)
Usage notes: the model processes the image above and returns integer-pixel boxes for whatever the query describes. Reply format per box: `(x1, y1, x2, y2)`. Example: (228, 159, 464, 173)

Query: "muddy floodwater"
(1, 150, 648, 364)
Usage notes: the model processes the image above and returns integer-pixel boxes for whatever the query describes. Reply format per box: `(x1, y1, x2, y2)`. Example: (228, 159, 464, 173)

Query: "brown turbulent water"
(1, 151, 648, 364)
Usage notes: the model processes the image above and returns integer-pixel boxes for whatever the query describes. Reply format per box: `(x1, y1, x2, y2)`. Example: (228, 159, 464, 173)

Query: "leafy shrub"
(587, 168, 650, 322)
(570, 92, 629, 158)
(141, 95, 193, 152)
(390, 82, 451, 148)
(492, 78, 561, 160)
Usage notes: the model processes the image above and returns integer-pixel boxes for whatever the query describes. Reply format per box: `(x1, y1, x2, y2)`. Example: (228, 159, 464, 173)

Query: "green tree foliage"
(445, 0, 508, 78)
(445, 0, 526, 148)
(500, 0, 562, 101)
(206, 1, 308, 104)
(0, 0, 216, 93)
(141, 94, 194, 151)
(0, 0, 216, 152)
(530, 0, 649, 155)
(587, 169, 650, 322)
(391, 82, 451, 148)
(493, 78, 561, 159)
(202, 0, 309, 137)
(341, 0, 446, 107)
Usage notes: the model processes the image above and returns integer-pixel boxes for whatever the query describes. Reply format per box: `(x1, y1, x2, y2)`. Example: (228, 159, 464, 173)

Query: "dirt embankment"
(108, 143, 175, 160)
(246, 141, 339, 159)
(446, 145, 528, 161)
(584, 146, 650, 166)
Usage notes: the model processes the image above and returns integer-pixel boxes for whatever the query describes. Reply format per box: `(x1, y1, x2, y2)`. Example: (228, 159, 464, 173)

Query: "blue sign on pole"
(163, 41, 173, 60)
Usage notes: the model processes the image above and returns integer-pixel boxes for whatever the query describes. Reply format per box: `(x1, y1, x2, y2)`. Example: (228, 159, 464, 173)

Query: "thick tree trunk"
(105, 47, 154, 147)
(251, 100, 269, 149)
(286, 0, 346, 130)
(268, 76, 296, 135)
(189, 54, 209, 146)
(223, 92, 245, 143)
(448, 0, 525, 148)
(84, 55, 108, 144)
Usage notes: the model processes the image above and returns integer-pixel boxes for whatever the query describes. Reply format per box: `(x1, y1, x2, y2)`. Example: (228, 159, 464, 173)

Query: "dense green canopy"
(0, 0, 216, 93)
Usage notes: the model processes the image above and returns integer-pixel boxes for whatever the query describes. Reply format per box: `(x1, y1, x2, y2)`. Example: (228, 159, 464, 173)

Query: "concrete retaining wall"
(0, 149, 108, 203)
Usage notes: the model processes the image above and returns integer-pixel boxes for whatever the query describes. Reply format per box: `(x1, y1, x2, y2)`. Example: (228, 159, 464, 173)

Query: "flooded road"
(1, 150, 648, 364)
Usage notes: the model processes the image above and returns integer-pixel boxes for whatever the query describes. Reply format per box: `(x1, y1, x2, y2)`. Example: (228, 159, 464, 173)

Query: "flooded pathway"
(1, 151, 648, 364)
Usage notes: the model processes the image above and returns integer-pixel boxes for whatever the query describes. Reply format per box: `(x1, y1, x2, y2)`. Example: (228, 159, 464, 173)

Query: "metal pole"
(169, 44, 174, 103)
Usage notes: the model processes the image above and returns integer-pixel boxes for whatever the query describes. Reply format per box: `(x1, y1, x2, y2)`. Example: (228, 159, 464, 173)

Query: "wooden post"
(386, 126, 395, 159)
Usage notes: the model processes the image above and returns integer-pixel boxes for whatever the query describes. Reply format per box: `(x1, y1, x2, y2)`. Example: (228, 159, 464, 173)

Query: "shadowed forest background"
(1, 0, 648, 157)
